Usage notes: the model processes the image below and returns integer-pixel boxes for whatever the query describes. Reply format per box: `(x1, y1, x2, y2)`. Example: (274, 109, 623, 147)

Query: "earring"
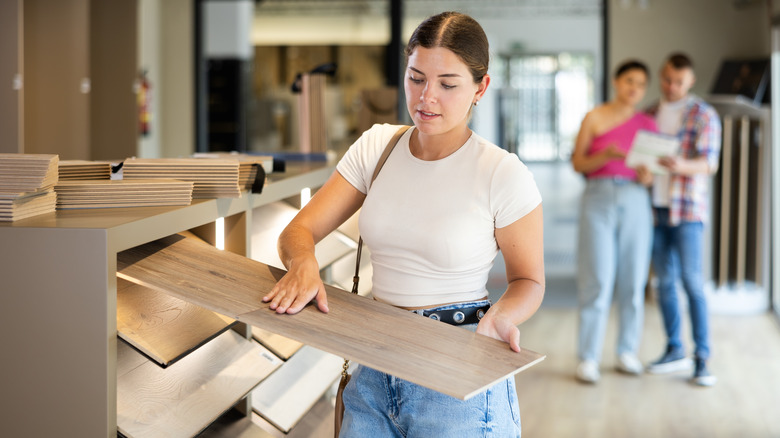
(473, 101, 479, 106)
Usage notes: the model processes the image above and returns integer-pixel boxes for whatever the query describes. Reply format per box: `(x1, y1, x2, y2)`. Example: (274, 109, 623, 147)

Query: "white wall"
(137, 0, 194, 159)
(609, 0, 770, 106)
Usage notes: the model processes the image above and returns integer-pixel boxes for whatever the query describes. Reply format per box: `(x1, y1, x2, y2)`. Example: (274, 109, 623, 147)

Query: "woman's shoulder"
(360, 123, 411, 145)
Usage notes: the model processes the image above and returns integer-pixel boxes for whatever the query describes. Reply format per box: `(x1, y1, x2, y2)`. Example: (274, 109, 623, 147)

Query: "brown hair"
(666, 52, 694, 70)
(614, 59, 650, 80)
(404, 11, 489, 84)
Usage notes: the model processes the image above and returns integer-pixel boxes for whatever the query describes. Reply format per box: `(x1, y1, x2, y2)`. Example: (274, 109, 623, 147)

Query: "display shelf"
(117, 278, 236, 367)
(0, 163, 335, 437)
(199, 410, 277, 438)
(117, 331, 282, 438)
(251, 345, 343, 433)
(250, 200, 355, 270)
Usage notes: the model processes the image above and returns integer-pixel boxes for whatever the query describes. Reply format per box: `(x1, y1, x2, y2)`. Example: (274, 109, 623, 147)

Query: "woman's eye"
(441, 83, 455, 89)
(409, 76, 423, 84)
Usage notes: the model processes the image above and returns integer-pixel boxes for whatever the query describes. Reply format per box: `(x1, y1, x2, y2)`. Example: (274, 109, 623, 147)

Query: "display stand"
(0, 164, 334, 437)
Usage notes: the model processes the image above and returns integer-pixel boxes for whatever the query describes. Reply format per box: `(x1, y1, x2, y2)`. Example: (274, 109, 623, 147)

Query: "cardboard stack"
(0, 153, 59, 222)
(122, 158, 241, 199)
(54, 179, 194, 209)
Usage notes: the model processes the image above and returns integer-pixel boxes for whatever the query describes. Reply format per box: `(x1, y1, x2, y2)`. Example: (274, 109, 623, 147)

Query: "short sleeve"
(491, 154, 542, 229)
(336, 124, 403, 194)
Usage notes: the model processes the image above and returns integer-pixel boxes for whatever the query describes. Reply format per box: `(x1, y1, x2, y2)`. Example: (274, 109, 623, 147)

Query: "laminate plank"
(117, 331, 282, 438)
(117, 234, 545, 400)
(251, 345, 343, 433)
(252, 325, 303, 360)
(117, 278, 236, 367)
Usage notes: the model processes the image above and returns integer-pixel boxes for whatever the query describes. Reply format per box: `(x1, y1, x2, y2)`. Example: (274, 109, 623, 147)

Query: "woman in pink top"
(571, 60, 657, 384)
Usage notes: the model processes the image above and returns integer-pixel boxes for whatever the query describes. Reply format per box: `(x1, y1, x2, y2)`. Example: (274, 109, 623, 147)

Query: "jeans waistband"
(587, 175, 637, 185)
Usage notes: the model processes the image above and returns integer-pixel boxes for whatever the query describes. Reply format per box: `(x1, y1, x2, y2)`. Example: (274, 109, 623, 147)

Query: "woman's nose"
(420, 83, 436, 103)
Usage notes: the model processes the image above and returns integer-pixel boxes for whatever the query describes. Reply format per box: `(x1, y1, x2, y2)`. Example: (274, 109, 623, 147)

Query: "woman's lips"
(417, 109, 440, 120)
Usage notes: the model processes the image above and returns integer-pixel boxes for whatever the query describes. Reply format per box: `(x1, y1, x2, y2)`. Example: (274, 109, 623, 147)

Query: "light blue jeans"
(577, 178, 653, 362)
(339, 301, 522, 437)
(652, 208, 710, 359)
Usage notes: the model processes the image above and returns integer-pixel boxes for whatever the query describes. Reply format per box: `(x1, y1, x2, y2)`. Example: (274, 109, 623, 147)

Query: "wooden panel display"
(117, 330, 282, 438)
(252, 326, 303, 360)
(117, 234, 545, 401)
(251, 345, 343, 433)
(117, 277, 236, 367)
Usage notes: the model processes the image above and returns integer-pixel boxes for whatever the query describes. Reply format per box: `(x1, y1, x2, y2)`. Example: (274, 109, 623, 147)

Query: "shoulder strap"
(351, 125, 411, 294)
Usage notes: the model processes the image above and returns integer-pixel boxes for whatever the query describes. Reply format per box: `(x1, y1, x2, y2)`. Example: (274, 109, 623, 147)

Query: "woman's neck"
(410, 126, 472, 161)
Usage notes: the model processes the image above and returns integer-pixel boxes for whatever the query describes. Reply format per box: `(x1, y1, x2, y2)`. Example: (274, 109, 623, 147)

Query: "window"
(497, 53, 594, 161)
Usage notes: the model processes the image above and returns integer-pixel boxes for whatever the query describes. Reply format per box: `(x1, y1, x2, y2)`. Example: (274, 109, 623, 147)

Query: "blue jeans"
(339, 301, 522, 437)
(652, 208, 710, 359)
(577, 178, 653, 362)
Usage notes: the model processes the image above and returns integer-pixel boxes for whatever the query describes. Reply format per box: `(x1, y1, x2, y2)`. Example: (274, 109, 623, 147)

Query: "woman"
(263, 11, 544, 437)
(571, 60, 656, 384)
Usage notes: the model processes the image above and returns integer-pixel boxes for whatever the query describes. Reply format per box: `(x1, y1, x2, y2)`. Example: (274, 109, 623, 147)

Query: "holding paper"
(626, 130, 680, 174)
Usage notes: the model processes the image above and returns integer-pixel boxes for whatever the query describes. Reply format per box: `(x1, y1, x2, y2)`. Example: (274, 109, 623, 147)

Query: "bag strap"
(350, 125, 411, 295)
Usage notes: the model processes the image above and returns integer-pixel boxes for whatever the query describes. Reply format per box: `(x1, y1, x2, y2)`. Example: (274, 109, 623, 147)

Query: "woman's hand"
(635, 164, 653, 186)
(601, 143, 627, 161)
(263, 255, 329, 314)
(477, 310, 521, 353)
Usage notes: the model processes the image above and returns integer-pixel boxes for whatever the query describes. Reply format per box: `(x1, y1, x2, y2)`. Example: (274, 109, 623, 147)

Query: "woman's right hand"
(263, 255, 329, 314)
(601, 143, 627, 161)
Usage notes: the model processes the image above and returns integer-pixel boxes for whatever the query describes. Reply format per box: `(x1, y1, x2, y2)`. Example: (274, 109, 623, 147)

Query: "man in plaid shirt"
(644, 53, 721, 386)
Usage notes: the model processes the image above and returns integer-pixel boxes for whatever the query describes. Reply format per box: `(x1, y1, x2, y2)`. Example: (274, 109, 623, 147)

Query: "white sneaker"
(576, 360, 600, 383)
(615, 353, 643, 375)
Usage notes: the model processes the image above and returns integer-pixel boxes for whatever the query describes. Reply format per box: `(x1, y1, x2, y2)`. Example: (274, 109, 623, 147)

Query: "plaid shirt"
(647, 96, 722, 225)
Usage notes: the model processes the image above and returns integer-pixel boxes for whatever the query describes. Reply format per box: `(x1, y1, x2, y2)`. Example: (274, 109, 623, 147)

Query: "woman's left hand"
(477, 312, 522, 353)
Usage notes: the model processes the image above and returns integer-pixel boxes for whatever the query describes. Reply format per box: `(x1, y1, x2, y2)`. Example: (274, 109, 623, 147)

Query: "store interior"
(0, 0, 779, 437)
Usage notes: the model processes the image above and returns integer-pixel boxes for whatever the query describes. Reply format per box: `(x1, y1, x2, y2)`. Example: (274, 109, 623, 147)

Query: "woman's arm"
(263, 171, 366, 314)
(477, 204, 545, 352)
(570, 111, 625, 175)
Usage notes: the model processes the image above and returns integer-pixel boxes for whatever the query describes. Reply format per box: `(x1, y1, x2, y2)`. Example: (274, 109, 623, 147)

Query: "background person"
(263, 11, 545, 436)
(571, 60, 657, 384)
(645, 53, 721, 387)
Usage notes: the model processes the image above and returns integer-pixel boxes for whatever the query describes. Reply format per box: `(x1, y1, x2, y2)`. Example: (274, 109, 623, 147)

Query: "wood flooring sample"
(118, 233, 545, 400)
(117, 331, 281, 438)
(117, 278, 236, 367)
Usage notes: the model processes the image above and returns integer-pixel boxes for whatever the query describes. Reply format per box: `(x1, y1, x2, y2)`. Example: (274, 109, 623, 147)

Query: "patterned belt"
(412, 304, 490, 326)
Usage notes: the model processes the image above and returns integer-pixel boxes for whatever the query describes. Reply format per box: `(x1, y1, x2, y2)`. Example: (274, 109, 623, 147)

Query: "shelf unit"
(0, 163, 335, 437)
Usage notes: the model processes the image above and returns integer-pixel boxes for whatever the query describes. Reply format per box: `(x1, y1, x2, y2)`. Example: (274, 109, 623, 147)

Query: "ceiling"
(255, 0, 602, 17)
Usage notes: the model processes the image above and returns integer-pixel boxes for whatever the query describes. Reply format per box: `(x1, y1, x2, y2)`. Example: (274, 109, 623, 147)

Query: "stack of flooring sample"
(122, 158, 241, 198)
(192, 152, 271, 193)
(54, 179, 193, 209)
(0, 153, 59, 222)
(58, 160, 112, 180)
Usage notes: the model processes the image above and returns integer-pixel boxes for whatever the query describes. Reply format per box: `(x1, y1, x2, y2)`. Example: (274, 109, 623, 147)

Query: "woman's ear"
(477, 74, 491, 99)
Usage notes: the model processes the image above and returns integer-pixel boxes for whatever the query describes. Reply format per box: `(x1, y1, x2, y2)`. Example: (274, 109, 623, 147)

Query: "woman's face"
(404, 46, 486, 136)
(613, 68, 648, 106)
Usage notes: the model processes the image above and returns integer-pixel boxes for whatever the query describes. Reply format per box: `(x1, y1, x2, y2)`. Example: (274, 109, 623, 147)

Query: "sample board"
(117, 233, 545, 401)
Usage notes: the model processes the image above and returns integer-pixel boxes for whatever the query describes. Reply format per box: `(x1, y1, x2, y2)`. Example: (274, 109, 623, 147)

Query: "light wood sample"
(117, 278, 236, 367)
(117, 330, 282, 438)
(117, 234, 545, 400)
(251, 345, 342, 433)
(252, 326, 303, 360)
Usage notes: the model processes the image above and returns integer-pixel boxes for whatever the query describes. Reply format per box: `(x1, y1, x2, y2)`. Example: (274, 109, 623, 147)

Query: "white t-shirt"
(653, 97, 689, 207)
(337, 124, 542, 307)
